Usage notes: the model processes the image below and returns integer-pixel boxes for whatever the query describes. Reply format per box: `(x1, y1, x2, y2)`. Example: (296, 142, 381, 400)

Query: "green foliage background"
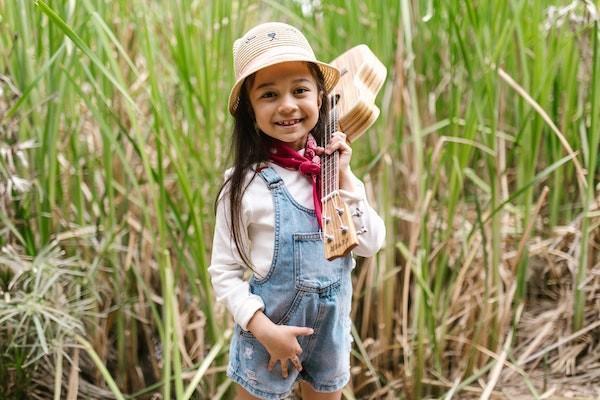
(0, 0, 599, 398)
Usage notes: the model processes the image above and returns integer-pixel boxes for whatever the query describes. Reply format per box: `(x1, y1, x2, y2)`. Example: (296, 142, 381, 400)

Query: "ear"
(317, 90, 324, 109)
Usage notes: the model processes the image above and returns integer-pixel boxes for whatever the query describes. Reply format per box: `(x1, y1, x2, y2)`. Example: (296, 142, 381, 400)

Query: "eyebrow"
(254, 78, 312, 91)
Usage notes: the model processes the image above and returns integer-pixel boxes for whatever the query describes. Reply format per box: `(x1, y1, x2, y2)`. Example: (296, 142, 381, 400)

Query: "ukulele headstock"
(322, 191, 358, 260)
(329, 44, 387, 142)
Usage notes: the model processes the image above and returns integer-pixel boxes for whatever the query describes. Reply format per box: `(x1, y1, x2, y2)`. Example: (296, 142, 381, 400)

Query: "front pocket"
(273, 290, 303, 325)
(293, 232, 348, 292)
(239, 291, 304, 338)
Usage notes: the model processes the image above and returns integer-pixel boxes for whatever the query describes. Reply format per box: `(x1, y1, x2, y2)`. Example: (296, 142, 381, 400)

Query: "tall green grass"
(0, 0, 598, 398)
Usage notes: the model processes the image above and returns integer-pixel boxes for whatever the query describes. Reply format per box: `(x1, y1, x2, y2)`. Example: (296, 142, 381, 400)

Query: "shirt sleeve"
(338, 170, 386, 257)
(208, 173, 265, 331)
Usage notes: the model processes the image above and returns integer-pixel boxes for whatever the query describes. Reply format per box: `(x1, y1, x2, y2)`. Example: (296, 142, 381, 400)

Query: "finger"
(334, 130, 347, 139)
(339, 141, 351, 152)
(327, 136, 343, 148)
(325, 141, 341, 154)
(331, 131, 348, 144)
(291, 356, 303, 372)
(281, 359, 289, 378)
(326, 141, 352, 155)
(291, 326, 314, 336)
(268, 358, 276, 372)
(327, 133, 351, 147)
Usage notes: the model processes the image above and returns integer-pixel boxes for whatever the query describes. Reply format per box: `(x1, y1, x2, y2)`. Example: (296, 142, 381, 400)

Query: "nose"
(277, 94, 298, 114)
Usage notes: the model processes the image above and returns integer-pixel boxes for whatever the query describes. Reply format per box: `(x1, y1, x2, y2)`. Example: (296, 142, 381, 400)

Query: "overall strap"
(256, 166, 283, 190)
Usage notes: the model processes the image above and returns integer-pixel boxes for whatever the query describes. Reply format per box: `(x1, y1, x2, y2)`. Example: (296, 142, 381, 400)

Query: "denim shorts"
(226, 167, 354, 400)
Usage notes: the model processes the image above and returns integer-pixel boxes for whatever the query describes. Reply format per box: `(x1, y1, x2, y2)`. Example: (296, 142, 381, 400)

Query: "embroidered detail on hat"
(245, 35, 256, 43)
(267, 32, 277, 41)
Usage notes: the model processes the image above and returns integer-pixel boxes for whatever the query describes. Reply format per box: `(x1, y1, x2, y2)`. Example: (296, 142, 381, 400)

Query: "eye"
(294, 87, 310, 95)
(260, 91, 276, 99)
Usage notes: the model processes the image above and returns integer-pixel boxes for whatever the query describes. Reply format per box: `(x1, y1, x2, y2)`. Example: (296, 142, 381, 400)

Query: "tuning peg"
(352, 207, 363, 217)
(325, 234, 334, 242)
(356, 226, 368, 235)
(323, 216, 331, 224)
(340, 225, 348, 234)
(335, 207, 344, 215)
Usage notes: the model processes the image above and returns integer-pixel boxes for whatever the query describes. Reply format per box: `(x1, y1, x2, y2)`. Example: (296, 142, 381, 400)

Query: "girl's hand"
(262, 324, 313, 378)
(317, 131, 356, 192)
(247, 311, 313, 378)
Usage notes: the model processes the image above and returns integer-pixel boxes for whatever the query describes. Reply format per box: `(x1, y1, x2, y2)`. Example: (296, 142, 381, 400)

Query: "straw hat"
(228, 22, 340, 114)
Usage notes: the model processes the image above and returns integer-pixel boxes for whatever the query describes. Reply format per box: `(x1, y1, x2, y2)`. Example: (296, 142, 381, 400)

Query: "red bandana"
(268, 134, 322, 228)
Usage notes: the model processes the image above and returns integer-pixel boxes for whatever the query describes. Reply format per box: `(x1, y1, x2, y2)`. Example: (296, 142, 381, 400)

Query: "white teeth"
(277, 119, 301, 126)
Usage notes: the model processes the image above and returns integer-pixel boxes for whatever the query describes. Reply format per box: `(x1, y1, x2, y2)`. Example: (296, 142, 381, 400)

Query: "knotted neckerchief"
(268, 134, 322, 228)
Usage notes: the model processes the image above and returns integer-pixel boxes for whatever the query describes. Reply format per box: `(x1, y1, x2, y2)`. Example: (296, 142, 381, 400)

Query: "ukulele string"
(322, 93, 338, 225)
(333, 96, 338, 192)
(328, 95, 336, 196)
(322, 98, 328, 200)
(324, 95, 333, 198)
(324, 97, 328, 198)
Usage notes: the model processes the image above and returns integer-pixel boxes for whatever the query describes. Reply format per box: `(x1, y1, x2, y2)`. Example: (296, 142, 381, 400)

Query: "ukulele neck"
(320, 111, 340, 197)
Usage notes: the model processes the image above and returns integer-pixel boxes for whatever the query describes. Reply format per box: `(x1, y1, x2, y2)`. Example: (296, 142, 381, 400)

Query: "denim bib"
(227, 167, 353, 400)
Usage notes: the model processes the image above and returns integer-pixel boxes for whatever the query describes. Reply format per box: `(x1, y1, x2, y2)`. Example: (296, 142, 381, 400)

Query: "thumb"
(291, 326, 314, 336)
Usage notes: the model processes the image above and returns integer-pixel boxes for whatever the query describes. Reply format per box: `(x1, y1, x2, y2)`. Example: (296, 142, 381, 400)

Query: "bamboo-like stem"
(574, 21, 599, 330)
(53, 343, 63, 400)
(74, 335, 126, 400)
(182, 329, 232, 400)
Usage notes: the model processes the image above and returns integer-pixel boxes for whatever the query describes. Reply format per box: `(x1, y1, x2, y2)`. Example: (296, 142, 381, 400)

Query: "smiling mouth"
(275, 119, 303, 126)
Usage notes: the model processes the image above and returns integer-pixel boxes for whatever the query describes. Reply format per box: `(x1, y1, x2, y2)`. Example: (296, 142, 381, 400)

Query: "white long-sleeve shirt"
(208, 160, 386, 330)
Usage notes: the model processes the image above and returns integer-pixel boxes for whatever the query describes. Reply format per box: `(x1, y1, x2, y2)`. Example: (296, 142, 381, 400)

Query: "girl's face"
(248, 61, 323, 150)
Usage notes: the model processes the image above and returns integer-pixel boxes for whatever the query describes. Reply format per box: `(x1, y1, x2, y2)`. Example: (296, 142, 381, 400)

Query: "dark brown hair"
(215, 62, 329, 273)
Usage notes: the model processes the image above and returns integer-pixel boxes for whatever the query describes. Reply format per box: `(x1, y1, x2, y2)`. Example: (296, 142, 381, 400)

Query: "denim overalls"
(227, 167, 353, 400)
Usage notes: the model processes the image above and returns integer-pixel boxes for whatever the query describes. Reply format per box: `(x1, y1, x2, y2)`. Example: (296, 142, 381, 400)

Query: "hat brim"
(228, 54, 340, 115)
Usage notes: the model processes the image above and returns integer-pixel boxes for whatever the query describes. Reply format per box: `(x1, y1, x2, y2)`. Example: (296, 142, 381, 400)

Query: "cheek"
(311, 98, 322, 119)
(255, 115, 270, 131)
(306, 95, 322, 113)
(253, 106, 270, 124)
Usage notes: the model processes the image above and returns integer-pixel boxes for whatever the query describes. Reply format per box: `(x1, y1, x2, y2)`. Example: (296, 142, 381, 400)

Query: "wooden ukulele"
(321, 45, 387, 260)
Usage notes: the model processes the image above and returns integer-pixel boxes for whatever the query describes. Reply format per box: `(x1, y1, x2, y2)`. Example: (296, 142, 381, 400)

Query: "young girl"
(209, 22, 386, 400)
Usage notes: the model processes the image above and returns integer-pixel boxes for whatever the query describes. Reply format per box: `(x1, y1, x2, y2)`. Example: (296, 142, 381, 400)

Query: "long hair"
(215, 62, 329, 272)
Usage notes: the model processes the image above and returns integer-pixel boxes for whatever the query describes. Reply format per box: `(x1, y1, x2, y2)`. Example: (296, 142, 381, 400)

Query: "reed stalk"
(574, 20, 599, 330)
